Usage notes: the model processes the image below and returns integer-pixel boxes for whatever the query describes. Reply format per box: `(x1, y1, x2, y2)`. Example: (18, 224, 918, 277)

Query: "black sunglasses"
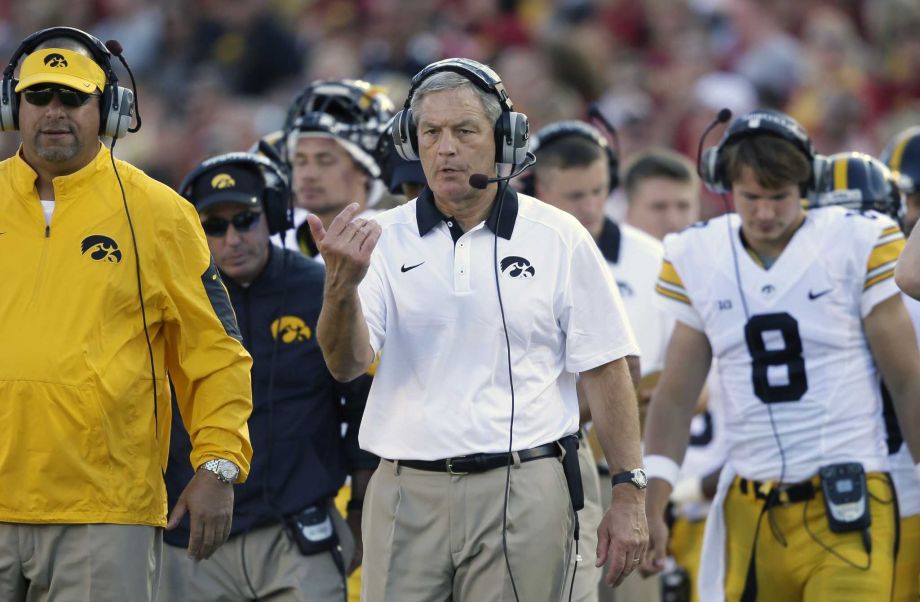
(201, 210, 262, 237)
(22, 85, 98, 108)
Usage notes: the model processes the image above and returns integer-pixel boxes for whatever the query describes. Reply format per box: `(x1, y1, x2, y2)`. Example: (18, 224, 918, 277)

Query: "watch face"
(218, 461, 239, 482)
(632, 469, 648, 489)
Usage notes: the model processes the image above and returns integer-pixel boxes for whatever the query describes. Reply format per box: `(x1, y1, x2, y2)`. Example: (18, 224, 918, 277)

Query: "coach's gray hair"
(410, 70, 502, 127)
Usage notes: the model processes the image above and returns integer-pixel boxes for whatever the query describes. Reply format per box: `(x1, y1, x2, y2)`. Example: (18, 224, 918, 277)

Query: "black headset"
(522, 120, 619, 196)
(179, 152, 293, 236)
(0, 26, 134, 139)
(700, 109, 821, 195)
(391, 57, 530, 165)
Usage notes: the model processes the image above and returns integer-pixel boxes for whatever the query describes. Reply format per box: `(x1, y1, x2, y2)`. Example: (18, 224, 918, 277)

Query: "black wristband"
(346, 498, 364, 512)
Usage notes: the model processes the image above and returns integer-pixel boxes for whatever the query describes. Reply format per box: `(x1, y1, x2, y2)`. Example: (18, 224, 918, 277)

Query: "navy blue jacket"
(164, 245, 376, 546)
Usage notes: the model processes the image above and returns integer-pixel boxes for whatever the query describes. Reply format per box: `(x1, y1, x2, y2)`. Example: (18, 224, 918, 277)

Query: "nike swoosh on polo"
(401, 262, 425, 273)
(808, 288, 833, 300)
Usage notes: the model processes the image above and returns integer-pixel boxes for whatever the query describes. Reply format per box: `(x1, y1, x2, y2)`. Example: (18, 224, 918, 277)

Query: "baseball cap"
(187, 163, 265, 213)
(15, 48, 106, 93)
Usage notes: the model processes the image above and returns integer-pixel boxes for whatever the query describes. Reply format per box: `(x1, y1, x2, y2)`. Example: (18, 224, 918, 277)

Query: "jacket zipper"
(29, 224, 51, 303)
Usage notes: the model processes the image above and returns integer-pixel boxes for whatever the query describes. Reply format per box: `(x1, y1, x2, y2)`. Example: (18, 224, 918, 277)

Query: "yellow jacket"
(0, 145, 253, 527)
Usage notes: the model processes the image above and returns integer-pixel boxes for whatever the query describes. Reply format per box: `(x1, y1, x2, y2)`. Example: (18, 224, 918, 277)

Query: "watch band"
(611, 468, 648, 490)
(199, 458, 240, 484)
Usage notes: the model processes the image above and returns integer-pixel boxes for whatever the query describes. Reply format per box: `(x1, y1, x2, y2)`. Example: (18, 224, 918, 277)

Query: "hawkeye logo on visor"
(211, 173, 236, 189)
(43, 53, 68, 68)
(81, 235, 122, 263)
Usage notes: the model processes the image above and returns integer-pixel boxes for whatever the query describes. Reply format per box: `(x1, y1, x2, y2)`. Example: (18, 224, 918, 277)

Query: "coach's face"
(416, 87, 496, 206)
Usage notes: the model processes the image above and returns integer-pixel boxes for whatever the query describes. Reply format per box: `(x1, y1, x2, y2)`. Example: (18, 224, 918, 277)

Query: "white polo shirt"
(357, 186, 639, 460)
(596, 219, 673, 376)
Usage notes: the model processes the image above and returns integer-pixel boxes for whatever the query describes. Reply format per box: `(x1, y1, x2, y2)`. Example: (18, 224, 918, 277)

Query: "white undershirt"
(40, 200, 55, 226)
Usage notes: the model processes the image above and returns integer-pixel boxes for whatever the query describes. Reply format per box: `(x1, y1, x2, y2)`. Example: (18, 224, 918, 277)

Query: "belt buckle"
(446, 458, 468, 476)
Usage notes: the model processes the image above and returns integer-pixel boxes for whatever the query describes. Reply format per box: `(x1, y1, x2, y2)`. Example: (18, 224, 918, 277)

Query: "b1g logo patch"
(500, 256, 535, 279)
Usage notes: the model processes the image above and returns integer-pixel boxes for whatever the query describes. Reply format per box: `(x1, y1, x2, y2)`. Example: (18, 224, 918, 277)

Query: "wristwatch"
(199, 459, 240, 484)
(611, 468, 648, 490)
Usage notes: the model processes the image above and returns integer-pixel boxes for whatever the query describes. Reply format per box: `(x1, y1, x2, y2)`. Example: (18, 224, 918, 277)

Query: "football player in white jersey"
(881, 128, 920, 602)
(641, 110, 920, 601)
(527, 120, 656, 602)
(892, 126, 920, 298)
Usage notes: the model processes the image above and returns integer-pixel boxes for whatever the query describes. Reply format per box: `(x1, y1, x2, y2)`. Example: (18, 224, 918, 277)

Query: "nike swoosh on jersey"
(808, 288, 833, 300)
(401, 262, 424, 273)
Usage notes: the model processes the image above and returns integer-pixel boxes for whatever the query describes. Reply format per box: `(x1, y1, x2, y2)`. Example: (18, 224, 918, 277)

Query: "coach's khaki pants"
(160, 506, 352, 602)
(0, 522, 161, 602)
(362, 455, 574, 601)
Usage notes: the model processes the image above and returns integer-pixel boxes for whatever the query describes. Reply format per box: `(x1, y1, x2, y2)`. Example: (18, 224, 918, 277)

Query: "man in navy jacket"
(161, 152, 376, 601)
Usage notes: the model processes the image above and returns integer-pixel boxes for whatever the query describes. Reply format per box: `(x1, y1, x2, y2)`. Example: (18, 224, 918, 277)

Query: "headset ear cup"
(700, 146, 727, 194)
(0, 78, 18, 131)
(497, 111, 529, 165)
(607, 148, 619, 194)
(391, 109, 419, 161)
(99, 86, 133, 139)
(262, 187, 291, 236)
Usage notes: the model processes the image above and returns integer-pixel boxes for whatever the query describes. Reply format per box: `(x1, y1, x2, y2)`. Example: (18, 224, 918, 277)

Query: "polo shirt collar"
(596, 217, 621, 264)
(415, 185, 518, 239)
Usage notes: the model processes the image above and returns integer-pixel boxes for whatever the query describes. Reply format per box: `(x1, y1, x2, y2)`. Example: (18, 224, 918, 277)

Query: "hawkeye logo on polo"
(271, 316, 312, 343)
(501, 256, 535, 279)
(81, 235, 122, 263)
(43, 53, 68, 68)
(211, 173, 236, 189)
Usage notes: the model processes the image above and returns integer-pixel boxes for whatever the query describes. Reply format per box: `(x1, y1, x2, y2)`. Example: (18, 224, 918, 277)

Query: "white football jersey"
(598, 220, 674, 376)
(656, 207, 904, 483)
(894, 293, 920, 516)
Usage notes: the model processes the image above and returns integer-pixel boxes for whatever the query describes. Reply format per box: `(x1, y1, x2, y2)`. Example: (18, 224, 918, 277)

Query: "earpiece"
(0, 26, 135, 139)
(179, 152, 293, 236)
(390, 58, 529, 165)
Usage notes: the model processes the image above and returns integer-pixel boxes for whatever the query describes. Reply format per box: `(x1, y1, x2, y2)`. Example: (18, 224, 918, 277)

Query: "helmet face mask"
(813, 152, 904, 224)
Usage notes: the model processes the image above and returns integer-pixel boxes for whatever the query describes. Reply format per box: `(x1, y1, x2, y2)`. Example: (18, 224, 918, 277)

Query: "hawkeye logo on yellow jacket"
(80, 235, 122, 263)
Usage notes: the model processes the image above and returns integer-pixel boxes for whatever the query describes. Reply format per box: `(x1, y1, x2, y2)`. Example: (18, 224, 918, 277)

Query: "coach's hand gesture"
(308, 203, 381, 292)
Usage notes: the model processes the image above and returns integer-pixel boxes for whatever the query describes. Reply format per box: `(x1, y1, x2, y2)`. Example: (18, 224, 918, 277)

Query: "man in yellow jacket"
(0, 27, 254, 601)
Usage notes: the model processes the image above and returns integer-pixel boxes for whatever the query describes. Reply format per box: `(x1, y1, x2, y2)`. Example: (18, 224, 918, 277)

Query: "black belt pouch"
(284, 503, 339, 556)
(560, 435, 585, 511)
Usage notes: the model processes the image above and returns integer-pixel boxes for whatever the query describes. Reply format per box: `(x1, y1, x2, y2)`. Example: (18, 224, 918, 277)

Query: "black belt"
(738, 476, 817, 508)
(394, 441, 561, 475)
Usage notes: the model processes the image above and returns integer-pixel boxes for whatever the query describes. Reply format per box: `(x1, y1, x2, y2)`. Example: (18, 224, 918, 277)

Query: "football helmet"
(283, 79, 395, 178)
(880, 125, 920, 195)
(812, 151, 903, 223)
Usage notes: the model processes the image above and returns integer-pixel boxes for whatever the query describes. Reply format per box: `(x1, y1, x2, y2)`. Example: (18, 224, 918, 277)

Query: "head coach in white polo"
(307, 58, 649, 601)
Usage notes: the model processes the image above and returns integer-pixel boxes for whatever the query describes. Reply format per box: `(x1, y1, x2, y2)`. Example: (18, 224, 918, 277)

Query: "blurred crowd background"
(1, 0, 918, 217)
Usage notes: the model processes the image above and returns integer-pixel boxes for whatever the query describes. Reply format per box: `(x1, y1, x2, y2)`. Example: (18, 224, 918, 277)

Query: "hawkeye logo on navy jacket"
(271, 316, 312, 343)
(81, 235, 122, 263)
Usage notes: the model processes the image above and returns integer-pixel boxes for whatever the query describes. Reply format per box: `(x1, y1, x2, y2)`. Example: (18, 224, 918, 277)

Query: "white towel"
(697, 464, 737, 602)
